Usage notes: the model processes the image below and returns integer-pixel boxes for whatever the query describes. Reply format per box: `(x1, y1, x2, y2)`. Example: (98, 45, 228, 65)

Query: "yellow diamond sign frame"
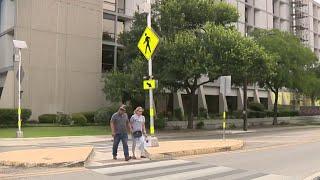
(143, 79, 156, 90)
(137, 27, 160, 60)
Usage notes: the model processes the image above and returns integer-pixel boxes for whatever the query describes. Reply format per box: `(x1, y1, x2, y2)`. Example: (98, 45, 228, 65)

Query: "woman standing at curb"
(130, 107, 147, 159)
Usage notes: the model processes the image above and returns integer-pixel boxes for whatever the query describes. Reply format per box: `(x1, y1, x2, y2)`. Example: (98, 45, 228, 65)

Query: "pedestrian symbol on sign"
(144, 33, 151, 54)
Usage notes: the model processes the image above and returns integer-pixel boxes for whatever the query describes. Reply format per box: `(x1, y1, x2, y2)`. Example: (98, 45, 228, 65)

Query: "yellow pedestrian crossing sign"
(143, 79, 156, 90)
(137, 27, 160, 60)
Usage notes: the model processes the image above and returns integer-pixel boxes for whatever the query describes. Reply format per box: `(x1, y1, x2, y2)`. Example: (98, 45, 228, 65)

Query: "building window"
(117, 19, 125, 42)
(103, 14, 116, 41)
(117, 48, 124, 70)
(0, 87, 3, 99)
(0, 72, 7, 99)
(118, 0, 125, 13)
(103, 0, 116, 12)
(245, 7, 248, 23)
(102, 45, 115, 72)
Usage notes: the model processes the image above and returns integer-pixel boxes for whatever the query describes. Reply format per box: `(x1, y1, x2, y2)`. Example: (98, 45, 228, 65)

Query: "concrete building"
(0, 0, 106, 118)
(0, 0, 319, 120)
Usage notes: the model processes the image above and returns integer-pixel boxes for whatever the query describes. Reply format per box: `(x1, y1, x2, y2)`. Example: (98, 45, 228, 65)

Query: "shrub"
(247, 111, 267, 118)
(279, 121, 289, 125)
(173, 126, 181, 130)
(277, 110, 299, 117)
(81, 112, 95, 123)
(266, 110, 274, 117)
(0, 109, 32, 125)
(227, 110, 242, 119)
(196, 121, 205, 129)
(198, 108, 208, 119)
(94, 105, 119, 124)
(38, 114, 58, 123)
(59, 114, 72, 125)
(229, 123, 237, 129)
(209, 113, 220, 119)
(155, 117, 166, 129)
(228, 111, 243, 119)
(173, 108, 184, 121)
(248, 103, 265, 112)
(290, 110, 299, 117)
(71, 113, 87, 126)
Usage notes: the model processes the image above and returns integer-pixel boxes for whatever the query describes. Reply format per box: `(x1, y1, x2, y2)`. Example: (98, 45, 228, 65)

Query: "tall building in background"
(0, 0, 106, 118)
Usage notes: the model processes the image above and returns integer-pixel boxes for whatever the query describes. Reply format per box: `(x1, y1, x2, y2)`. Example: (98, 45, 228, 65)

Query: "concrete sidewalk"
(0, 139, 243, 167)
(146, 139, 244, 160)
(0, 147, 93, 167)
(0, 125, 316, 148)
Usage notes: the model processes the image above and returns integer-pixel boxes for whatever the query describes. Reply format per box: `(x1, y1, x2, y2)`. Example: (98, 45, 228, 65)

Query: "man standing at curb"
(110, 105, 131, 161)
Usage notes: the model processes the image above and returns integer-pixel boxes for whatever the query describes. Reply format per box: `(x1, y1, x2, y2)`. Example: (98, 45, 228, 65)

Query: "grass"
(0, 126, 111, 138)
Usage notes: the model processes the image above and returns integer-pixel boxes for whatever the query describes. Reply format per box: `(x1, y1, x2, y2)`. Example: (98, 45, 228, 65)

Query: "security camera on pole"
(13, 40, 27, 138)
(137, 0, 159, 147)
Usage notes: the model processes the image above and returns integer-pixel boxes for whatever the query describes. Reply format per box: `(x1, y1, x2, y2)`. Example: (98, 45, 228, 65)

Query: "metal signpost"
(137, 0, 160, 147)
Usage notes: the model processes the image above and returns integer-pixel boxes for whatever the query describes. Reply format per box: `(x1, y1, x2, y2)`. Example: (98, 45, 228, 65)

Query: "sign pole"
(147, 0, 155, 136)
(223, 111, 226, 140)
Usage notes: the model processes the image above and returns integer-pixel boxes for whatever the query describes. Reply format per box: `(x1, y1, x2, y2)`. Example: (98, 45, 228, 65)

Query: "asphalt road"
(187, 135, 320, 179)
(2, 126, 320, 179)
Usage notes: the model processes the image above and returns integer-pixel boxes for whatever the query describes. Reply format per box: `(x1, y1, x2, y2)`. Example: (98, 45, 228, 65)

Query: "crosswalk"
(86, 159, 295, 180)
(32, 141, 297, 180)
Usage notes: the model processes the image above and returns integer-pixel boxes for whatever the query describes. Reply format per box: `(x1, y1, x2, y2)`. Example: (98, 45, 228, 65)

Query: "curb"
(304, 171, 320, 180)
(146, 140, 244, 160)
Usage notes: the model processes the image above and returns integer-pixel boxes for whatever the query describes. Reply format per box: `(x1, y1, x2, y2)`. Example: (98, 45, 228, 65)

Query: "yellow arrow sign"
(143, 80, 156, 90)
(137, 27, 159, 60)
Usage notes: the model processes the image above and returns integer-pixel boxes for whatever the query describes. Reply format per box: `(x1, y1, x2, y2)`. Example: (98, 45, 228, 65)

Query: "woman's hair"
(134, 106, 144, 114)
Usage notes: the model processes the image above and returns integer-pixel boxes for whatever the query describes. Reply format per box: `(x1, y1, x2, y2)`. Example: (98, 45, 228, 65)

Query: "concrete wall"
(0, 0, 15, 70)
(165, 116, 320, 130)
(13, 0, 107, 119)
(0, 0, 15, 32)
(0, 34, 13, 69)
(0, 70, 14, 108)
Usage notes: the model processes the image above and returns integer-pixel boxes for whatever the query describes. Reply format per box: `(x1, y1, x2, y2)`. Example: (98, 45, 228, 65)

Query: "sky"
(315, 0, 320, 4)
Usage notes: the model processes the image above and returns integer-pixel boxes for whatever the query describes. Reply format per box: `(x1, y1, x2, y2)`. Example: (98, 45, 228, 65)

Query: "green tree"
(158, 30, 218, 129)
(252, 29, 317, 125)
(204, 23, 272, 131)
(301, 64, 320, 106)
(153, 0, 239, 128)
(155, 0, 238, 38)
(103, 57, 147, 106)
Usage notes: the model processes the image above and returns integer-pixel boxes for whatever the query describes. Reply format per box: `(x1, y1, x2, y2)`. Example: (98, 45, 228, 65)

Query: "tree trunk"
(187, 91, 195, 129)
(243, 78, 248, 131)
(273, 90, 279, 125)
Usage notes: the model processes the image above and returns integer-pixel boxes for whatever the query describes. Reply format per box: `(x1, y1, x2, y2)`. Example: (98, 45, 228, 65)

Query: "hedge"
(227, 109, 299, 119)
(248, 103, 265, 112)
(38, 114, 58, 123)
(81, 112, 95, 123)
(94, 105, 119, 124)
(0, 108, 32, 125)
(71, 113, 87, 126)
(248, 111, 267, 118)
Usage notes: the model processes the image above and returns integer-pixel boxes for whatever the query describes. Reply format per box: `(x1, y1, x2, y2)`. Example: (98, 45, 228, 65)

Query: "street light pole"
(13, 40, 27, 138)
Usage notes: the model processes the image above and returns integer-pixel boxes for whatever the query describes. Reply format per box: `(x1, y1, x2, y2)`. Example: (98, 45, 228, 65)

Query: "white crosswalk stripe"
(86, 159, 296, 180)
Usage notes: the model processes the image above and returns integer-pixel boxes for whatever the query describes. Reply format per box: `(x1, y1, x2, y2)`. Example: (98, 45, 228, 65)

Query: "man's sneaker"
(125, 156, 131, 161)
(132, 156, 137, 159)
(113, 156, 117, 160)
(140, 156, 147, 158)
